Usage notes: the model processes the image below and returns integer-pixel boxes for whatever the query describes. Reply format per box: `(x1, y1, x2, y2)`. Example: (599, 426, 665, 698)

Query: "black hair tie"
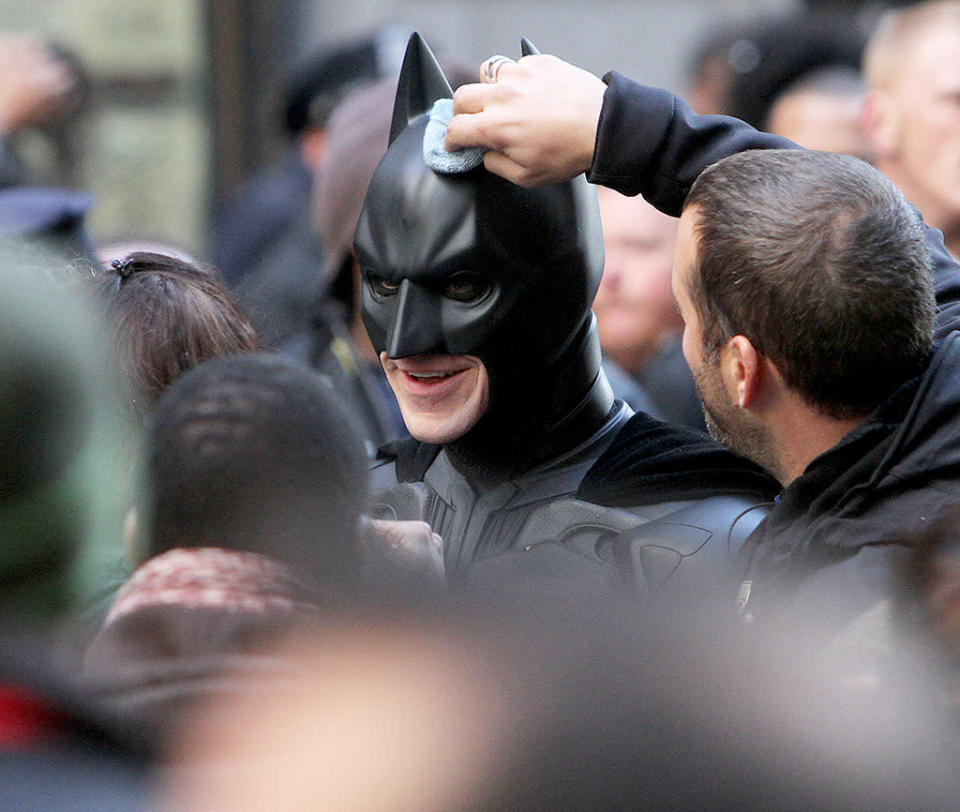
(112, 257, 134, 280)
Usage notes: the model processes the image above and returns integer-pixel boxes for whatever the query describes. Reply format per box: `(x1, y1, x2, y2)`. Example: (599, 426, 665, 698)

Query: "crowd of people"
(4, 2, 960, 807)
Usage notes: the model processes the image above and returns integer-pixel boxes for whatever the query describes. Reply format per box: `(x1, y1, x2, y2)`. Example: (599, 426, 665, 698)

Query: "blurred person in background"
(722, 11, 865, 132)
(683, 11, 865, 124)
(765, 65, 873, 159)
(82, 353, 370, 749)
(861, 0, 960, 258)
(681, 14, 872, 161)
(288, 61, 476, 452)
(0, 33, 90, 190)
(0, 35, 95, 264)
(593, 186, 704, 430)
(683, 23, 741, 115)
(216, 29, 408, 347)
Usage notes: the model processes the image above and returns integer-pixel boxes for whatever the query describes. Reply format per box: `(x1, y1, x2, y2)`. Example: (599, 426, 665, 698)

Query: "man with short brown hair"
(445, 52, 960, 629)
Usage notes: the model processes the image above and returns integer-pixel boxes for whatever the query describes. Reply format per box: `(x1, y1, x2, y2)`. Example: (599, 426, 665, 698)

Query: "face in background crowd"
(593, 188, 682, 375)
(766, 69, 872, 160)
(862, 3, 960, 254)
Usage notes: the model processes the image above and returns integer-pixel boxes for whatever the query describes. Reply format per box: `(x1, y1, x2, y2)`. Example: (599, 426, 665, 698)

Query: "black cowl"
(355, 34, 614, 479)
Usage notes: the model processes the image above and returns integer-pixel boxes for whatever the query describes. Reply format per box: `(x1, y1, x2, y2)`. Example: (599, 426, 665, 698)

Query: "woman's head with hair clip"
(93, 251, 261, 419)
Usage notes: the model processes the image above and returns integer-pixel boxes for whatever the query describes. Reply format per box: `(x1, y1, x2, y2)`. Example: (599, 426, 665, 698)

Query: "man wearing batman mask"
(357, 35, 777, 593)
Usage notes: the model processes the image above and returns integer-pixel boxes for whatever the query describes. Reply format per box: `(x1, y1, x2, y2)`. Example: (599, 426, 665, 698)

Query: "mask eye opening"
(367, 274, 401, 298)
(443, 271, 492, 304)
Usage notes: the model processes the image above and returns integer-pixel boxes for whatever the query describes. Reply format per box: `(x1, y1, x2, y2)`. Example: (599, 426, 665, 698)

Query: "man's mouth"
(402, 368, 468, 389)
(406, 370, 460, 381)
(383, 353, 479, 397)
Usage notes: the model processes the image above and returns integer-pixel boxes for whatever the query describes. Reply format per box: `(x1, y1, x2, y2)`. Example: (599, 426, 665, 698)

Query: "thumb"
(444, 111, 490, 152)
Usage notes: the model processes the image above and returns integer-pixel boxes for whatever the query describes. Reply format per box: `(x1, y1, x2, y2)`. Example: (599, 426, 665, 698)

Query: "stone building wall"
(1, 0, 208, 253)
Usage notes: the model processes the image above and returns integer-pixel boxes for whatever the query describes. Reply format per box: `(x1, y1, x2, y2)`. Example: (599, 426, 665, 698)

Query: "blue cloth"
(422, 98, 486, 174)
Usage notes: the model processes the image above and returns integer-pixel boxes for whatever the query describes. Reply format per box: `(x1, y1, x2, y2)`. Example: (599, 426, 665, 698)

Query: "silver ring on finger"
(481, 54, 516, 84)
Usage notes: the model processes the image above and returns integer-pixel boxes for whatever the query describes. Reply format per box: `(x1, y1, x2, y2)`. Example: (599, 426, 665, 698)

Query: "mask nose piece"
(386, 279, 446, 358)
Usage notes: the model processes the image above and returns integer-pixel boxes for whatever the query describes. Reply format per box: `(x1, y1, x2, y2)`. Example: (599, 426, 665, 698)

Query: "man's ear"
(722, 335, 764, 409)
(860, 90, 900, 160)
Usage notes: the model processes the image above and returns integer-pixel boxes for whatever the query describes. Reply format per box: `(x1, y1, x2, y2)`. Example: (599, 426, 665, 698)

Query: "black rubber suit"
(357, 35, 777, 595)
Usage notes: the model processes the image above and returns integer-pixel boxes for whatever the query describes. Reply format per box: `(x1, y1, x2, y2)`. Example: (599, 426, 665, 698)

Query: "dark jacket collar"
(744, 332, 960, 580)
(576, 410, 779, 507)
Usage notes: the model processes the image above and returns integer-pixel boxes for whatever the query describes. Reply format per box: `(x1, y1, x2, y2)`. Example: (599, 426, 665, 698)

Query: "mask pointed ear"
(389, 32, 453, 145)
(520, 38, 540, 56)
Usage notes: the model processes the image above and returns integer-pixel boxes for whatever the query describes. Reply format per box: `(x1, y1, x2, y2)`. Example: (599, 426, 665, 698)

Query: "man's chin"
(405, 416, 476, 446)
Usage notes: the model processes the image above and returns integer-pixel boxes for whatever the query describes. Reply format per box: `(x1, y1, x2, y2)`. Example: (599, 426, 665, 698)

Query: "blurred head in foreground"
(0, 241, 124, 626)
(166, 593, 960, 810)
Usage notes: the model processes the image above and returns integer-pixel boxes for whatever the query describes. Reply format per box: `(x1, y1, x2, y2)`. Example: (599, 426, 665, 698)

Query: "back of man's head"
(684, 148, 934, 420)
(145, 353, 369, 588)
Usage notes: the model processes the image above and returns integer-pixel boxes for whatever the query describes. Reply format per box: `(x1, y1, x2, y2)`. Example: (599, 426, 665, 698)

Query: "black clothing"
(233, 206, 326, 350)
(739, 333, 960, 627)
(578, 411, 776, 508)
(212, 149, 313, 288)
(0, 186, 95, 260)
(589, 72, 960, 626)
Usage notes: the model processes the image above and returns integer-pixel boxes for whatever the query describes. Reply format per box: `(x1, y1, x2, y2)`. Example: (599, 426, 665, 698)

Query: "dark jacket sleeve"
(587, 72, 792, 215)
(588, 71, 960, 334)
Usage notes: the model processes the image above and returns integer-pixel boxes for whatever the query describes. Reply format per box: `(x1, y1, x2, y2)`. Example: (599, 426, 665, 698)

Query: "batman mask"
(355, 34, 615, 478)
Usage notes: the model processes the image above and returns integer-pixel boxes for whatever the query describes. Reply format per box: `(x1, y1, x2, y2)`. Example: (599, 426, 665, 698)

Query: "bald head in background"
(861, 0, 960, 257)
